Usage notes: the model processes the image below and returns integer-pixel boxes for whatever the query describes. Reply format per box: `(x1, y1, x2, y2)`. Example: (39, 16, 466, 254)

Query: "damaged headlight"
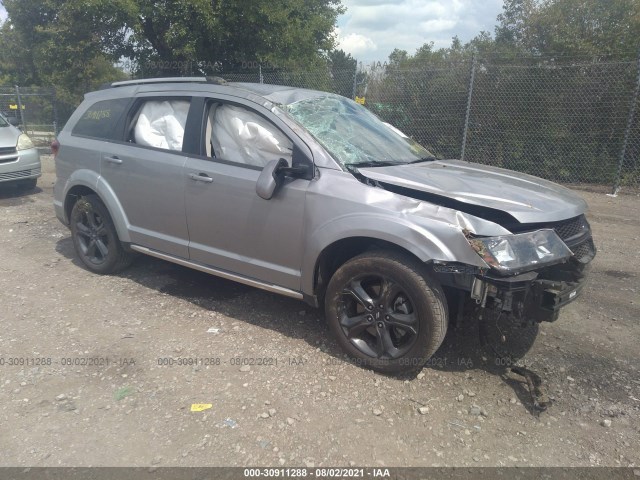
(468, 229, 572, 274)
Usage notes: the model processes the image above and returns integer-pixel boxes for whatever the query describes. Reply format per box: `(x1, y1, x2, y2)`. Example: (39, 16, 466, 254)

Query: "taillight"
(51, 139, 60, 158)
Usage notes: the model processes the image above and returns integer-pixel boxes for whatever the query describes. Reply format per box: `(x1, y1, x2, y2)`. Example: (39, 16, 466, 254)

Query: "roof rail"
(108, 77, 209, 88)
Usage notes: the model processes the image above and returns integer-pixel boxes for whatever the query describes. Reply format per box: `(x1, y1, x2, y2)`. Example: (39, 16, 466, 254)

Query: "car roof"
(229, 83, 328, 105)
(97, 77, 332, 106)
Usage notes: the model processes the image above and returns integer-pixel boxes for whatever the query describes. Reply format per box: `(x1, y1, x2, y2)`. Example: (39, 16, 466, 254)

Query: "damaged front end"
(436, 214, 595, 327)
(430, 215, 595, 386)
(351, 163, 596, 329)
(433, 215, 596, 352)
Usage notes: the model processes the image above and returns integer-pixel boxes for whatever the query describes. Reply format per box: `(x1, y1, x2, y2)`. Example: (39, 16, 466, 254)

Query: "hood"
(358, 160, 588, 224)
(0, 123, 20, 148)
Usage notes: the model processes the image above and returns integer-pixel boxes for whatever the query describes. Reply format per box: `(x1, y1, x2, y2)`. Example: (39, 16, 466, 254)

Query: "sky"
(336, 0, 504, 64)
(0, 1, 504, 65)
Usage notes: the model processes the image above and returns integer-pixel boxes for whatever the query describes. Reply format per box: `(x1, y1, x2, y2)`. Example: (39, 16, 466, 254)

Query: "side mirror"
(7, 116, 19, 127)
(256, 158, 288, 200)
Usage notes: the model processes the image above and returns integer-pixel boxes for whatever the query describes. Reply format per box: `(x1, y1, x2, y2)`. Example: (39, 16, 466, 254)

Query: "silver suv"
(54, 78, 595, 373)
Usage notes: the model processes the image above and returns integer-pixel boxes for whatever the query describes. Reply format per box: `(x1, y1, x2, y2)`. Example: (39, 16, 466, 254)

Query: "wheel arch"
(308, 236, 435, 306)
(63, 174, 131, 243)
(64, 185, 98, 221)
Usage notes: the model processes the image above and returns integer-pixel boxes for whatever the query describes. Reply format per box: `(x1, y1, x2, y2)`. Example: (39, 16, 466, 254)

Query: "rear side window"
(72, 98, 129, 140)
(131, 99, 191, 152)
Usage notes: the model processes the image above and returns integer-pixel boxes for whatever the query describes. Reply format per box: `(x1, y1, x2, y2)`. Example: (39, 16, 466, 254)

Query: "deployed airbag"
(134, 100, 190, 151)
(212, 105, 292, 167)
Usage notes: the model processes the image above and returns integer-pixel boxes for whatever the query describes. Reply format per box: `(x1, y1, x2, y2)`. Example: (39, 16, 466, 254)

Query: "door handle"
(189, 173, 213, 183)
(105, 156, 123, 165)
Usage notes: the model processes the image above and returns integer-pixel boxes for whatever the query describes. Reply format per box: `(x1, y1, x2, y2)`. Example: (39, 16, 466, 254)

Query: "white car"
(0, 113, 41, 189)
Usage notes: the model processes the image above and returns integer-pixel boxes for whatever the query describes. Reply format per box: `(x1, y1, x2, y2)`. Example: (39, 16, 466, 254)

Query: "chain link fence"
(0, 86, 58, 152)
(4, 54, 639, 192)
(216, 55, 640, 192)
(615, 63, 640, 191)
(465, 58, 639, 191)
(361, 55, 640, 193)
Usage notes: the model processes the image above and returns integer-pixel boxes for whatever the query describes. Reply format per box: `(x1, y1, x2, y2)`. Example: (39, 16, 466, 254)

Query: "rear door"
(183, 97, 313, 291)
(99, 95, 193, 258)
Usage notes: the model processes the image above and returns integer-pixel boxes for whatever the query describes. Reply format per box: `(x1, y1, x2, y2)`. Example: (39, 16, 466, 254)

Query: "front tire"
(325, 251, 448, 374)
(70, 194, 134, 274)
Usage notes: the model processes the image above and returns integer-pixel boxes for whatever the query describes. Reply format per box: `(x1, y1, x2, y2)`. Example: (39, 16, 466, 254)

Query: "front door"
(184, 100, 311, 291)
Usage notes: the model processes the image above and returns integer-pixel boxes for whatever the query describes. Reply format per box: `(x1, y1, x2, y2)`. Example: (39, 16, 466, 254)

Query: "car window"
(205, 102, 293, 167)
(72, 98, 130, 140)
(132, 99, 191, 152)
(0, 115, 8, 127)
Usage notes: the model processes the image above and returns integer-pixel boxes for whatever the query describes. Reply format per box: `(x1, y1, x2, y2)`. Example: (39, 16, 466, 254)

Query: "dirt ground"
(0, 155, 638, 468)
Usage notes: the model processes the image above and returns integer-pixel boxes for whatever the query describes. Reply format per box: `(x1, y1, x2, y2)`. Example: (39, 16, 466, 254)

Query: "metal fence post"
(52, 88, 59, 136)
(460, 53, 477, 162)
(14, 85, 25, 129)
(352, 66, 358, 100)
(612, 51, 640, 194)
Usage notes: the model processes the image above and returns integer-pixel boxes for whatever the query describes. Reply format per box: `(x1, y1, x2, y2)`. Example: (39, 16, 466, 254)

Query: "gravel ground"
(0, 155, 638, 467)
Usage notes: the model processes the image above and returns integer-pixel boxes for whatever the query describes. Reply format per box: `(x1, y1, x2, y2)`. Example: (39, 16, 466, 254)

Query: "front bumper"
(0, 147, 41, 184)
(480, 261, 591, 322)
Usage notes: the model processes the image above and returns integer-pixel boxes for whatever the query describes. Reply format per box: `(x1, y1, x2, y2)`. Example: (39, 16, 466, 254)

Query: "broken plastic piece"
(511, 366, 550, 412)
(223, 418, 238, 428)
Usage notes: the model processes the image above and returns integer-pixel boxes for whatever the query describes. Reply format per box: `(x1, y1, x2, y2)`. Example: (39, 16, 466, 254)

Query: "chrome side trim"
(130, 245, 304, 300)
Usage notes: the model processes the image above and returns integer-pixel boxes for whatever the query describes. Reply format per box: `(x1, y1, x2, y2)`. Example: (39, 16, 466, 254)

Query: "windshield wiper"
(347, 161, 404, 169)
(406, 157, 437, 164)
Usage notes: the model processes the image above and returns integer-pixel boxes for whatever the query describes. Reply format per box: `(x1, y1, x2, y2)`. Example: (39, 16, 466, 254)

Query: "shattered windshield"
(283, 95, 434, 167)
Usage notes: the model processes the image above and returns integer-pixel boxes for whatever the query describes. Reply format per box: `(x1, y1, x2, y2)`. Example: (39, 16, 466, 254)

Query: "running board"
(130, 245, 304, 300)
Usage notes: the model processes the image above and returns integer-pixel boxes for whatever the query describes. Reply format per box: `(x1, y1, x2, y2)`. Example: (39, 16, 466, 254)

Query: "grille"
(571, 238, 596, 263)
(0, 168, 39, 181)
(553, 215, 588, 241)
(0, 147, 17, 155)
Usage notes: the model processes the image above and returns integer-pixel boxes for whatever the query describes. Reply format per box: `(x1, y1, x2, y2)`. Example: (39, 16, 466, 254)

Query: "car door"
(183, 97, 313, 291)
(99, 95, 192, 258)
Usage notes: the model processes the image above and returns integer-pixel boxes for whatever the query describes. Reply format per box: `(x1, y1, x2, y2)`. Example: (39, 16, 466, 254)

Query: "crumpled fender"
(299, 169, 505, 295)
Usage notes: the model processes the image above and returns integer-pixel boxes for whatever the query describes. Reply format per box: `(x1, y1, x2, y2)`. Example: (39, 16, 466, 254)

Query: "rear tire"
(70, 194, 134, 274)
(324, 251, 448, 374)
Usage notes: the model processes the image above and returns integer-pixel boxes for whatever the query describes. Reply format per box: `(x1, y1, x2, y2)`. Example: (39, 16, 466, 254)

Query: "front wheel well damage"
(313, 237, 436, 305)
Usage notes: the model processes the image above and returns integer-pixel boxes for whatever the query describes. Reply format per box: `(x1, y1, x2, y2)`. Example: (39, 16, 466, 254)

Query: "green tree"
(534, 0, 640, 57)
(1, 0, 134, 104)
(328, 49, 357, 98)
(1, 0, 344, 99)
(495, 0, 640, 57)
(495, 0, 544, 51)
(127, 0, 344, 75)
